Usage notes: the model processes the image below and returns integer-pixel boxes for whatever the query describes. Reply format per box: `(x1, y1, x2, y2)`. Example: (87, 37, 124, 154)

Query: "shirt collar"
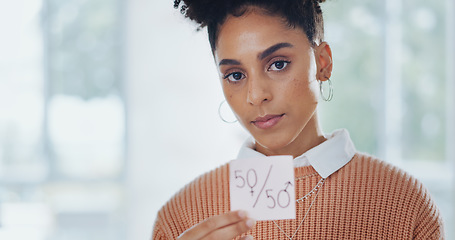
(236, 129, 356, 178)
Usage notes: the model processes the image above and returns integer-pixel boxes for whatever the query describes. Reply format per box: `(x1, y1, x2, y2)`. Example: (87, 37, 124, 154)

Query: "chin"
(254, 135, 295, 155)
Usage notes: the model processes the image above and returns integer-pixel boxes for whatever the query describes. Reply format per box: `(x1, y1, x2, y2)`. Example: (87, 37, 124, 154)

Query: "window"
(0, 0, 125, 239)
(321, 0, 454, 237)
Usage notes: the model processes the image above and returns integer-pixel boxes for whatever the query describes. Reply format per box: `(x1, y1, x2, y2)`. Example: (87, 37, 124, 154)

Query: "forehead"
(215, 11, 310, 61)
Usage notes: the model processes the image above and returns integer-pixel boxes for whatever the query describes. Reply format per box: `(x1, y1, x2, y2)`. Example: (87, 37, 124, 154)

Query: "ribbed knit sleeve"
(151, 153, 444, 239)
(412, 180, 444, 239)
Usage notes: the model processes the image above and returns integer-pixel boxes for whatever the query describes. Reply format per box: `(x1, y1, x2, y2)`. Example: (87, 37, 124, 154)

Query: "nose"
(246, 74, 272, 105)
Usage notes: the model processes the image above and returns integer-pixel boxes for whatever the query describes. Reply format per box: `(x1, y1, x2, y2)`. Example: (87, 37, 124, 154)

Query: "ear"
(314, 42, 333, 81)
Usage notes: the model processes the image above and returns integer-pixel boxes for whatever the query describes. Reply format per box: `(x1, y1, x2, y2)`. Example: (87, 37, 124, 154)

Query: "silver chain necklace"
(272, 178, 325, 240)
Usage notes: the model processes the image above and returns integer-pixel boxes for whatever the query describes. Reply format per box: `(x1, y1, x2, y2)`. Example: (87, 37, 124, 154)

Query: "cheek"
(222, 84, 236, 104)
(224, 91, 244, 117)
(286, 77, 318, 103)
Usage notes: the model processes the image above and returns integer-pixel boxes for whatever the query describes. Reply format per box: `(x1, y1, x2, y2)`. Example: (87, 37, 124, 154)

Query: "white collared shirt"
(236, 129, 357, 178)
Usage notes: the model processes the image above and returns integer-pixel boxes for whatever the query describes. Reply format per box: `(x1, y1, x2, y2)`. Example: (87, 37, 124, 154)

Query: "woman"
(152, 0, 444, 239)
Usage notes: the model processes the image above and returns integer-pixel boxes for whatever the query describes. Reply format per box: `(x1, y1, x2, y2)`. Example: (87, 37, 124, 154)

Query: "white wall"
(125, 1, 248, 239)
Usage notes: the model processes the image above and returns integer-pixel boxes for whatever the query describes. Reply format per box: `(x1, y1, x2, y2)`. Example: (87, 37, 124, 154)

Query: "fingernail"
(246, 218, 256, 228)
(238, 210, 247, 218)
(245, 236, 254, 240)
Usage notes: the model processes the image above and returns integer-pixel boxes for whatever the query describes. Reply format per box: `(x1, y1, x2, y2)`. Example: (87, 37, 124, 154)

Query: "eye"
(268, 60, 290, 71)
(224, 72, 245, 82)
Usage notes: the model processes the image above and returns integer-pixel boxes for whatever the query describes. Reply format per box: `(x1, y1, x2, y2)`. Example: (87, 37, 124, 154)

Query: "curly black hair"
(174, 0, 327, 51)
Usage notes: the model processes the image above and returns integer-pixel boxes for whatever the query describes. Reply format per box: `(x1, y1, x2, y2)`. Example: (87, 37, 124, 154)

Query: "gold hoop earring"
(218, 100, 238, 123)
(319, 79, 333, 102)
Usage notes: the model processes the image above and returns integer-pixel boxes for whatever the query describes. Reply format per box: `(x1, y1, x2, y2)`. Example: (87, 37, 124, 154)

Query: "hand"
(177, 210, 256, 240)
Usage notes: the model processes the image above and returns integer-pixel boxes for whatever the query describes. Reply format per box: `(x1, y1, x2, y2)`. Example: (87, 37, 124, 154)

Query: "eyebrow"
(218, 42, 294, 66)
(258, 42, 294, 60)
(218, 59, 242, 66)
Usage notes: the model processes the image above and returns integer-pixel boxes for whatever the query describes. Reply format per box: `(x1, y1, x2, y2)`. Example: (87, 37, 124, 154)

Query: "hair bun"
(175, 0, 328, 27)
(174, 0, 237, 27)
(174, 0, 328, 50)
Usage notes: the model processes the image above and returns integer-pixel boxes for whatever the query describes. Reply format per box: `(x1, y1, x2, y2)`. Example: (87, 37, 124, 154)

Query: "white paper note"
(229, 156, 295, 221)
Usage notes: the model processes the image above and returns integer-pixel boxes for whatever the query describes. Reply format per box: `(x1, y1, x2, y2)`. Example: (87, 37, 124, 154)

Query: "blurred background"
(0, 0, 453, 239)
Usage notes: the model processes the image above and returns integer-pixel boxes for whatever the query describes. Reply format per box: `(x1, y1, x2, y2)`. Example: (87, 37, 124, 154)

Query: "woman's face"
(214, 10, 331, 156)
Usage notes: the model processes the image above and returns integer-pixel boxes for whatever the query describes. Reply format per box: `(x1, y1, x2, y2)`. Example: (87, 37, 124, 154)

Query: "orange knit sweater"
(152, 153, 444, 239)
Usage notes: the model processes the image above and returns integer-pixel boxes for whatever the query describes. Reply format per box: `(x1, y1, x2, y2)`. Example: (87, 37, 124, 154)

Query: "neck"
(255, 114, 326, 158)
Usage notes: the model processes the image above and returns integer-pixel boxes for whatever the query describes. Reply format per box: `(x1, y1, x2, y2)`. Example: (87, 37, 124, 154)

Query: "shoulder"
(152, 163, 231, 239)
(337, 152, 444, 239)
(174, 162, 230, 205)
(156, 163, 231, 214)
(343, 152, 421, 184)
(342, 152, 430, 199)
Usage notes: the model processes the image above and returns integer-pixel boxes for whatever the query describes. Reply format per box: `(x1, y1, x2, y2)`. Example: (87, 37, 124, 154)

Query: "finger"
(202, 218, 256, 240)
(179, 210, 249, 240)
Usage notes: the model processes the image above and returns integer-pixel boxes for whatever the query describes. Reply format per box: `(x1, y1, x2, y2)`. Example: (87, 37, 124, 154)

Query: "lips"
(252, 114, 285, 129)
